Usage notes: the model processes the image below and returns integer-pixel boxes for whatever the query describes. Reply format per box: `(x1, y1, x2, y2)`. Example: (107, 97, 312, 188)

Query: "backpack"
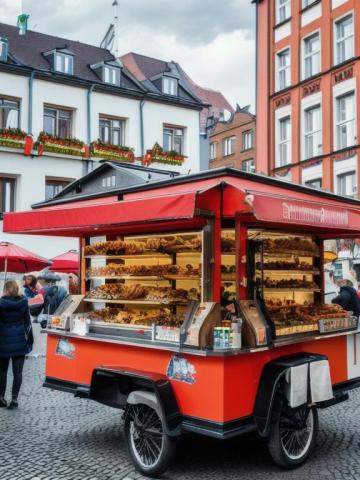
(43, 286, 62, 315)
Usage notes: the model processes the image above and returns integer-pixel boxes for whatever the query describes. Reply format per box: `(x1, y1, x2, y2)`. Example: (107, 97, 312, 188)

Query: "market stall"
(4, 167, 360, 476)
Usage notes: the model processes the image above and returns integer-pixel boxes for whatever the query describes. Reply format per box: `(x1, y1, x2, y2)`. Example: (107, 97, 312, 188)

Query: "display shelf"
(256, 269, 320, 275)
(221, 252, 236, 255)
(91, 320, 153, 330)
(262, 251, 319, 258)
(86, 275, 201, 281)
(85, 251, 201, 260)
(263, 288, 320, 293)
(84, 298, 189, 305)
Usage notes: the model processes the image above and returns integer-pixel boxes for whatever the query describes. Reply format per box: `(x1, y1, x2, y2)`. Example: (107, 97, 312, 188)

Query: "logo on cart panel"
(56, 338, 75, 359)
(282, 203, 348, 226)
(167, 355, 196, 384)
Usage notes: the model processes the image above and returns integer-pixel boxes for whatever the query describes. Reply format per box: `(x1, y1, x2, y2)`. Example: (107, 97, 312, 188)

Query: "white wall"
(0, 71, 29, 131)
(143, 100, 200, 173)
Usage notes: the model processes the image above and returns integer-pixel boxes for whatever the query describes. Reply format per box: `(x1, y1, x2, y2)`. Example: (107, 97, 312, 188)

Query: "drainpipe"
(86, 84, 96, 174)
(28, 70, 35, 134)
(140, 98, 145, 157)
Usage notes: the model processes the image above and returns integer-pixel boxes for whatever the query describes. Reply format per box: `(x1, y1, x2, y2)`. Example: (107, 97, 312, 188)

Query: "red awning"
(3, 192, 198, 237)
(242, 190, 360, 232)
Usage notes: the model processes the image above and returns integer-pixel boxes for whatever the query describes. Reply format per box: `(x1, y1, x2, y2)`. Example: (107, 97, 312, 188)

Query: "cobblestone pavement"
(1, 326, 360, 480)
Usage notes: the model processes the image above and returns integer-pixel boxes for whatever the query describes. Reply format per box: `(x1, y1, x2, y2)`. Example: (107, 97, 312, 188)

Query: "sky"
(0, 0, 256, 110)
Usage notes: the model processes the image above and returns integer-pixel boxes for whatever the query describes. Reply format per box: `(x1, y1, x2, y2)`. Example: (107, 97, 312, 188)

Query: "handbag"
(24, 320, 34, 348)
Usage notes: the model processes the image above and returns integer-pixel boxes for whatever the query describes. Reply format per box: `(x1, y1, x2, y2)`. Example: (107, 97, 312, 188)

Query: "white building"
(0, 23, 202, 258)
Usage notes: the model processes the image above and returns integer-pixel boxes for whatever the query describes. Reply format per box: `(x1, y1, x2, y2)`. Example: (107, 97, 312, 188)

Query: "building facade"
(256, 0, 360, 197)
(0, 23, 202, 258)
(208, 105, 256, 171)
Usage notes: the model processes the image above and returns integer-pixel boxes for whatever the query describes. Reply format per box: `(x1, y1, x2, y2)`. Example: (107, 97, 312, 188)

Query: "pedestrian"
(39, 272, 68, 318)
(0, 280, 33, 409)
(23, 274, 38, 299)
(332, 279, 360, 317)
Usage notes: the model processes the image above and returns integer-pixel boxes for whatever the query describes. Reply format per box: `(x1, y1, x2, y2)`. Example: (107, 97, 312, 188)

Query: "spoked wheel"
(124, 403, 176, 477)
(268, 402, 318, 468)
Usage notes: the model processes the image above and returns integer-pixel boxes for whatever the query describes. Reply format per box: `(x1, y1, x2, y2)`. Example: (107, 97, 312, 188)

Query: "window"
(278, 116, 291, 166)
(43, 107, 72, 137)
(163, 127, 184, 154)
(336, 92, 355, 150)
(304, 104, 322, 159)
(103, 66, 120, 86)
(277, 49, 291, 91)
(0, 177, 15, 214)
(210, 142, 216, 160)
(162, 77, 178, 96)
(0, 38, 8, 61)
(242, 130, 253, 151)
(99, 117, 125, 145)
(303, 32, 320, 79)
(0, 98, 19, 128)
(222, 136, 235, 156)
(337, 171, 357, 197)
(305, 178, 322, 189)
(54, 53, 73, 74)
(242, 159, 255, 173)
(45, 179, 70, 200)
(335, 14, 354, 65)
(276, 0, 291, 23)
(302, 0, 317, 8)
(101, 175, 116, 188)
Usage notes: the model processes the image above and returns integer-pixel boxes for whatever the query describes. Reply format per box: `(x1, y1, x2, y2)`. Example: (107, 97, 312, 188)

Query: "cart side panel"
(45, 334, 226, 422)
(223, 335, 349, 422)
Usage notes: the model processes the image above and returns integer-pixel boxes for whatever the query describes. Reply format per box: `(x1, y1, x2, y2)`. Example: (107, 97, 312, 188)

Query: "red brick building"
(209, 105, 256, 171)
(255, 0, 360, 196)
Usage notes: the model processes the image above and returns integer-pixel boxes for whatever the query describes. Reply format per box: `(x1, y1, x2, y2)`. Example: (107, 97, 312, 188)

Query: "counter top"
(45, 327, 360, 357)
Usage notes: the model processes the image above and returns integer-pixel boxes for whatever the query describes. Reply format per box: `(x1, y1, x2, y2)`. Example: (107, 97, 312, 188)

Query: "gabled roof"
(176, 63, 234, 133)
(120, 52, 204, 105)
(0, 22, 145, 94)
(33, 161, 180, 208)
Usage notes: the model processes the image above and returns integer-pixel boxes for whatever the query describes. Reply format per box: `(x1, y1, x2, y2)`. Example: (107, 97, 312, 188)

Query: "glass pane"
(55, 54, 63, 71)
(43, 114, 56, 135)
(3, 106, 19, 128)
(58, 117, 71, 138)
(59, 109, 71, 119)
(112, 129, 120, 145)
(174, 136, 182, 154)
(163, 130, 172, 151)
(100, 124, 109, 143)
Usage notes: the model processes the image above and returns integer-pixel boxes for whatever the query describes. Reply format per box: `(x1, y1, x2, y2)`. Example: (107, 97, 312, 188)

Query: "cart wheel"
(268, 401, 318, 469)
(124, 403, 176, 477)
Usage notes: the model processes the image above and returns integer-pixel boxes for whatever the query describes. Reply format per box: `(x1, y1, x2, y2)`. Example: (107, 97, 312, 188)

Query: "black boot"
(7, 400, 18, 410)
(0, 398, 7, 408)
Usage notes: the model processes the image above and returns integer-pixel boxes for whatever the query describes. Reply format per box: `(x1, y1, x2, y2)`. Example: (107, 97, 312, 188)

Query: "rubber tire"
(267, 403, 318, 469)
(124, 405, 176, 478)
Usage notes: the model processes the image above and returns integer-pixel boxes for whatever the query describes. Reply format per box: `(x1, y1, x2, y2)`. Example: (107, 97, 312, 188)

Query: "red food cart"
(4, 168, 360, 477)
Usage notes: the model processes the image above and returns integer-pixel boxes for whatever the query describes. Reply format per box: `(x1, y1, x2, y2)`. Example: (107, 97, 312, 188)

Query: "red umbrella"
(48, 250, 79, 275)
(0, 242, 52, 277)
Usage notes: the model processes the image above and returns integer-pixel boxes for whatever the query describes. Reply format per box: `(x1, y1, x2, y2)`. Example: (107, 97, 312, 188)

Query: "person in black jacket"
(332, 279, 360, 317)
(0, 280, 33, 409)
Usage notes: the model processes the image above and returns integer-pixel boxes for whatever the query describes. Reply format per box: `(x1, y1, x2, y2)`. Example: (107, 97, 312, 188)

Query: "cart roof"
(4, 168, 360, 237)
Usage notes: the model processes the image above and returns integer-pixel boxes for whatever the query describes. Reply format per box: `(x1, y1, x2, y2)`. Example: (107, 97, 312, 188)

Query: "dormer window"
(0, 38, 8, 62)
(162, 77, 178, 96)
(103, 66, 120, 86)
(55, 52, 73, 74)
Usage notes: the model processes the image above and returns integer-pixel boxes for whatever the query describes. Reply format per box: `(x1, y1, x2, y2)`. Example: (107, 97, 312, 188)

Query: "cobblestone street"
(0, 326, 360, 480)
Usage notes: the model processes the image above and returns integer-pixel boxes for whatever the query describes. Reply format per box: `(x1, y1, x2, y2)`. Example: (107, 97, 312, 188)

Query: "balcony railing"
(143, 142, 186, 166)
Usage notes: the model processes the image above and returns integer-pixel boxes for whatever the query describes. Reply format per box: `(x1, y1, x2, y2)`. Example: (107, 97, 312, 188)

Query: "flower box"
(37, 132, 87, 157)
(90, 139, 135, 163)
(144, 143, 186, 166)
(0, 128, 27, 150)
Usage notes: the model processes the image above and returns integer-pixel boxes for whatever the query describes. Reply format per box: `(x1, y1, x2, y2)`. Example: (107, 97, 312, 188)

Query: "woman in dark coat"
(0, 280, 33, 409)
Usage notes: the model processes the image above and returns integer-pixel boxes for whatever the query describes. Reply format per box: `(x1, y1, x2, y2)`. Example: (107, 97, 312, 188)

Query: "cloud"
(7, 0, 256, 108)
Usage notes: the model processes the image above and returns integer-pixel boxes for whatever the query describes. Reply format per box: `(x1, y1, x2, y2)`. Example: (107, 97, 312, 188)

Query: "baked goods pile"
(263, 276, 318, 289)
(221, 236, 236, 252)
(85, 236, 201, 256)
(88, 307, 184, 327)
(85, 240, 145, 256)
(86, 284, 200, 303)
(87, 263, 200, 278)
(263, 237, 317, 254)
(256, 258, 313, 271)
(265, 299, 349, 335)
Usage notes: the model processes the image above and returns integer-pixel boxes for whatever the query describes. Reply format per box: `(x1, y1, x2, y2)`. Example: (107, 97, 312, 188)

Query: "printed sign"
(167, 355, 196, 384)
(56, 338, 75, 359)
(282, 202, 348, 227)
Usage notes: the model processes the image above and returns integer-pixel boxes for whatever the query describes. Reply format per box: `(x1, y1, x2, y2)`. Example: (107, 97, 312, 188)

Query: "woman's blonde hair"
(3, 280, 19, 297)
